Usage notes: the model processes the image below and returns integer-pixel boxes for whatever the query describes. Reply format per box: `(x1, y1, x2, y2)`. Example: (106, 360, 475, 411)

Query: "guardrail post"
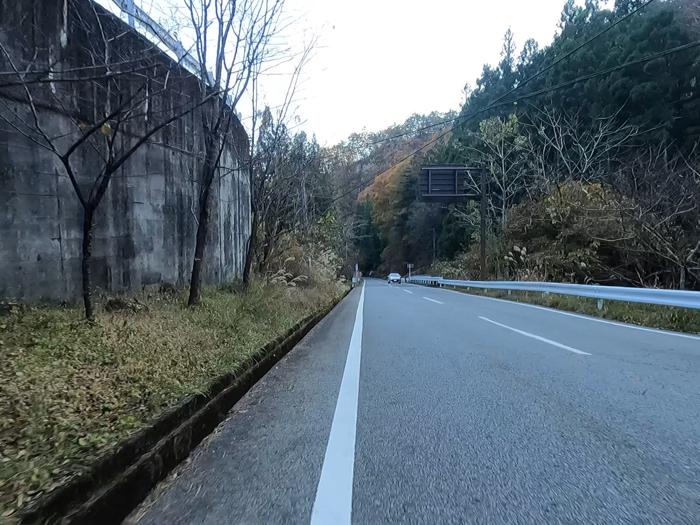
(597, 299, 604, 311)
(508, 289, 511, 296)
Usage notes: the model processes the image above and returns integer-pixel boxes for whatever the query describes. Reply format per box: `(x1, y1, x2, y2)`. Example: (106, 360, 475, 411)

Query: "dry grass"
(446, 287, 700, 335)
(0, 281, 345, 520)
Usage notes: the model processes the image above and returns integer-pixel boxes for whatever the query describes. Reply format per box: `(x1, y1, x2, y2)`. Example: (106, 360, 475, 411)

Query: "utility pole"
(432, 228, 437, 265)
(480, 168, 487, 280)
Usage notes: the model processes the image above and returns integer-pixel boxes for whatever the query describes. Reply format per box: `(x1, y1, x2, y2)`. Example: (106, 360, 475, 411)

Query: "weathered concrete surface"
(0, 0, 251, 301)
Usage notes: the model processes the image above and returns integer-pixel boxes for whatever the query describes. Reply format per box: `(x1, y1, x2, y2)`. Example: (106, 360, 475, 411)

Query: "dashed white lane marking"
(479, 316, 591, 356)
(403, 289, 413, 294)
(310, 283, 365, 524)
(439, 287, 700, 341)
(423, 297, 443, 304)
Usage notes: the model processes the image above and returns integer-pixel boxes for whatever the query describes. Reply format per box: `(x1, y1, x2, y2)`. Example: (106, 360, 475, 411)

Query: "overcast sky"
(265, 0, 579, 145)
(108, 1, 604, 146)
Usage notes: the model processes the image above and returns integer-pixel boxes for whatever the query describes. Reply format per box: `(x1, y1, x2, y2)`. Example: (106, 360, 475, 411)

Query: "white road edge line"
(479, 316, 591, 356)
(310, 282, 365, 525)
(438, 287, 700, 341)
(423, 297, 443, 304)
(403, 289, 413, 294)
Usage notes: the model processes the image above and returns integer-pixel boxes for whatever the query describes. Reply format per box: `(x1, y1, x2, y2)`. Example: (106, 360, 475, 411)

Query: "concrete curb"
(20, 289, 351, 525)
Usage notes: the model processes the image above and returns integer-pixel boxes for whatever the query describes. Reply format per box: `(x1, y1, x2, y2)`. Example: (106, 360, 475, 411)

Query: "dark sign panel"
(419, 165, 480, 201)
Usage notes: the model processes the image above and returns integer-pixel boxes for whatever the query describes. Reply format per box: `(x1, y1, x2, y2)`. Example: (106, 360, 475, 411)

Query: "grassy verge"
(443, 286, 700, 335)
(0, 281, 346, 520)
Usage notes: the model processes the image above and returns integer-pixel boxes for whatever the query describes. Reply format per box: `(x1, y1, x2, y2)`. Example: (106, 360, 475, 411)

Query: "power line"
(256, 0, 660, 183)
(249, 0, 660, 169)
(502, 40, 700, 105)
(261, 0, 667, 217)
(325, 37, 700, 207)
(366, 0, 657, 146)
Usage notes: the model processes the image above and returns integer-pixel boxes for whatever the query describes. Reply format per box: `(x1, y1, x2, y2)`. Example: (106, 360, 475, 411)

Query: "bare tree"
(513, 110, 699, 289)
(613, 145, 700, 289)
(463, 114, 529, 227)
(180, 0, 284, 305)
(242, 38, 316, 284)
(677, 0, 700, 35)
(0, 0, 213, 320)
(522, 107, 698, 288)
(523, 105, 640, 186)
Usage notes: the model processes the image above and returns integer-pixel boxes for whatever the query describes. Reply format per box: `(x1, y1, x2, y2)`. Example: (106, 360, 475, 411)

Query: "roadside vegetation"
(444, 286, 700, 335)
(0, 276, 346, 520)
(1, 0, 354, 518)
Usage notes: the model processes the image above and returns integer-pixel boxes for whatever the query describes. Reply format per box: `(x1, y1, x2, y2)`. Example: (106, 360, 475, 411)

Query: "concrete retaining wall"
(0, 0, 251, 301)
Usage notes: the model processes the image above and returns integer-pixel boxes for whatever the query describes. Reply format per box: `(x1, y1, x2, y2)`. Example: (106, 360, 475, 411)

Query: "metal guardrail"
(113, 1, 201, 74)
(407, 275, 700, 310)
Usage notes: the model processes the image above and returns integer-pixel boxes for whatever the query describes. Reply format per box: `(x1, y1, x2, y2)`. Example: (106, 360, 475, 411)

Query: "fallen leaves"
(0, 282, 344, 518)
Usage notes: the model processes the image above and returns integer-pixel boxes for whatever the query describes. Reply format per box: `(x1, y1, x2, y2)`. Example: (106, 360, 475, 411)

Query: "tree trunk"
(258, 238, 272, 274)
(188, 180, 212, 306)
(258, 220, 278, 274)
(242, 208, 258, 286)
(480, 168, 487, 280)
(81, 207, 96, 321)
(679, 265, 687, 290)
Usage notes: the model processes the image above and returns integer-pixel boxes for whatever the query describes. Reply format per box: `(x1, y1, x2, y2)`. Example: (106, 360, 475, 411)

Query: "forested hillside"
(234, 107, 457, 282)
(317, 111, 455, 273)
(349, 0, 700, 290)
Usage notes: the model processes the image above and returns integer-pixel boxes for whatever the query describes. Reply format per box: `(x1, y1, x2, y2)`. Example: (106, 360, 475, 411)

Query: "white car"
(387, 272, 401, 284)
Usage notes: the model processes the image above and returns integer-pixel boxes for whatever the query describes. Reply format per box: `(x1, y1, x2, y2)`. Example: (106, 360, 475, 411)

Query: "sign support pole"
(480, 168, 487, 281)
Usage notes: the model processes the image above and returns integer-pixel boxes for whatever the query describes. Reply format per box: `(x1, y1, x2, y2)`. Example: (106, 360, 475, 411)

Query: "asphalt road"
(130, 279, 700, 524)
